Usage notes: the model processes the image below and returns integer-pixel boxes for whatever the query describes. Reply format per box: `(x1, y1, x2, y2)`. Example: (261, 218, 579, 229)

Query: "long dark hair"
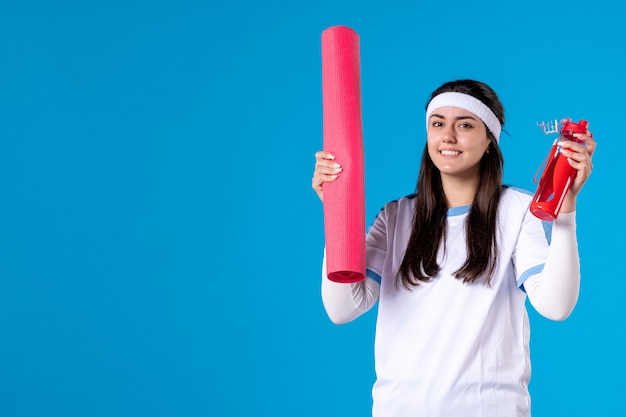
(397, 80, 505, 289)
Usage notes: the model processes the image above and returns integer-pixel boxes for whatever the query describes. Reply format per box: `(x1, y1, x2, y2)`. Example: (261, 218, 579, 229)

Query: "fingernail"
(327, 153, 335, 160)
(332, 163, 341, 168)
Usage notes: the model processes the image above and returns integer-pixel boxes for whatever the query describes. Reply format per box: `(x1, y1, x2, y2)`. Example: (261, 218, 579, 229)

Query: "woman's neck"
(441, 175, 479, 208)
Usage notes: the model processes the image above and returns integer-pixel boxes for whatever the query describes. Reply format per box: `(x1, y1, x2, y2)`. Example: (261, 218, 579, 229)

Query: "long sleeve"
(524, 211, 580, 321)
(321, 250, 380, 324)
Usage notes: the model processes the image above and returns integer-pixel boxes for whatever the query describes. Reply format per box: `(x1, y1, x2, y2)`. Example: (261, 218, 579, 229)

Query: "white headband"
(425, 92, 502, 142)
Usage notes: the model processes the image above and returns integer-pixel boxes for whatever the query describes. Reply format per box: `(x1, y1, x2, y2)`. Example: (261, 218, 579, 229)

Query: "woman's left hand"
(561, 131, 596, 195)
(559, 130, 596, 212)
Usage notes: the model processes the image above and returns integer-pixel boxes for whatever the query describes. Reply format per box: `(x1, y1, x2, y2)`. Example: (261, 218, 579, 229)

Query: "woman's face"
(426, 106, 492, 180)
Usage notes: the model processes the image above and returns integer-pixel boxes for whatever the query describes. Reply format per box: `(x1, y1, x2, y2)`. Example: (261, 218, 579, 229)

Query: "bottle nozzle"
(537, 119, 560, 135)
(537, 118, 570, 135)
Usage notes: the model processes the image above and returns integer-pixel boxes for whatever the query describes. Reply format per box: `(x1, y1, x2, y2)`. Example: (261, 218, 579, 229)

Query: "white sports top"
(321, 187, 581, 417)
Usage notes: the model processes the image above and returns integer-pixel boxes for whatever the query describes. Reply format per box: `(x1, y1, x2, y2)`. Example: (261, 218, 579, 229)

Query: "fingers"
(315, 150, 335, 161)
(558, 134, 595, 195)
(566, 156, 593, 174)
(314, 152, 343, 178)
(558, 132, 596, 163)
(312, 151, 343, 200)
(558, 144, 592, 173)
(573, 132, 597, 157)
(582, 132, 597, 158)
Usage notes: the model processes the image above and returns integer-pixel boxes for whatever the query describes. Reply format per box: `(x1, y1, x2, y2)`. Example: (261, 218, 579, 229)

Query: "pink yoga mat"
(321, 26, 366, 283)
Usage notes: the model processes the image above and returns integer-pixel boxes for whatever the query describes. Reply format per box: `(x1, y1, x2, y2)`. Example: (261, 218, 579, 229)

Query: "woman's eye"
(459, 123, 473, 129)
(432, 122, 443, 127)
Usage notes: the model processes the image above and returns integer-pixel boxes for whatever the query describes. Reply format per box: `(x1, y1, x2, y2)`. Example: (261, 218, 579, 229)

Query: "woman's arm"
(524, 211, 580, 321)
(525, 129, 596, 320)
(313, 150, 380, 323)
(321, 251, 380, 324)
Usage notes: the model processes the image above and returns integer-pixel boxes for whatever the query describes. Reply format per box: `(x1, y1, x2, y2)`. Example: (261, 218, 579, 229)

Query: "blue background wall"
(0, 0, 622, 416)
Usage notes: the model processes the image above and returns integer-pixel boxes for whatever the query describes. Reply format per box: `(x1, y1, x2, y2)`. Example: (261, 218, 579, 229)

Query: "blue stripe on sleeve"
(366, 269, 382, 285)
(518, 264, 545, 291)
(542, 220, 553, 244)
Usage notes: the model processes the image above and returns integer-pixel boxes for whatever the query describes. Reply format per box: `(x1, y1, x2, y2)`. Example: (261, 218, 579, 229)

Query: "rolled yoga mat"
(321, 26, 366, 283)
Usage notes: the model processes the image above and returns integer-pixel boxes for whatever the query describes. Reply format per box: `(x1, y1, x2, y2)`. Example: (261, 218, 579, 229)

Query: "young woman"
(311, 79, 596, 417)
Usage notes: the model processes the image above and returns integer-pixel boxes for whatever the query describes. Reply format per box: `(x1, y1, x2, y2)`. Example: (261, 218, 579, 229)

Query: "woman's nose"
(442, 126, 456, 142)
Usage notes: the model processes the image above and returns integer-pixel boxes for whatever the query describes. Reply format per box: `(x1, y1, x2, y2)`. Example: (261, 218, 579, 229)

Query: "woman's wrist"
(559, 193, 577, 214)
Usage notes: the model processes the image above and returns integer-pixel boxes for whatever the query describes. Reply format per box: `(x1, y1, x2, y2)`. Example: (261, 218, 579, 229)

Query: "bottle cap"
(561, 119, 588, 134)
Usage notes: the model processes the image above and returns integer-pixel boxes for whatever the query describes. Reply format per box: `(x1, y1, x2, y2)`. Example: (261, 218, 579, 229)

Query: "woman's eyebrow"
(455, 115, 478, 121)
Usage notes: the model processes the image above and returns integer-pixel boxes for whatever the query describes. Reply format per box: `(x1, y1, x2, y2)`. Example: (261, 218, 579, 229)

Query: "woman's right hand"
(312, 151, 342, 202)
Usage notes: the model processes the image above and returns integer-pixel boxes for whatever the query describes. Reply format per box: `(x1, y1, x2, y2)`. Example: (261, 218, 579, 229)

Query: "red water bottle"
(530, 118, 589, 221)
